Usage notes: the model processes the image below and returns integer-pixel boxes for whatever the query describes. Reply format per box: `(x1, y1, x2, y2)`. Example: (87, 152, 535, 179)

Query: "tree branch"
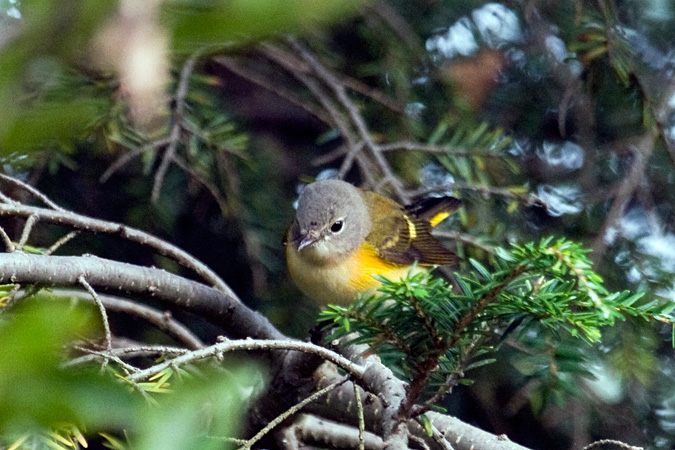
(128, 338, 365, 382)
(0, 252, 282, 340)
(46, 288, 205, 349)
(0, 197, 236, 297)
(151, 49, 203, 203)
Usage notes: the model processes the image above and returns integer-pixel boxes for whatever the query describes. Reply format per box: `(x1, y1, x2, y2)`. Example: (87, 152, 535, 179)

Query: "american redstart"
(284, 179, 460, 304)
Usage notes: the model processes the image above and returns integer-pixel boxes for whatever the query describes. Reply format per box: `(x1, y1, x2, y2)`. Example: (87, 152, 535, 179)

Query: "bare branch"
(151, 49, 203, 203)
(128, 339, 365, 382)
(354, 382, 366, 450)
(75, 346, 141, 375)
(288, 39, 407, 202)
(425, 411, 532, 450)
(592, 139, 652, 263)
(379, 142, 504, 158)
(0, 225, 15, 252)
(45, 231, 81, 255)
(261, 43, 357, 147)
(407, 184, 543, 207)
(17, 214, 38, 251)
(582, 439, 643, 450)
(0, 194, 235, 297)
(369, 2, 423, 55)
(361, 358, 408, 448)
(66, 345, 190, 368)
(100, 137, 172, 183)
(171, 154, 230, 216)
(213, 55, 333, 125)
(49, 288, 204, 350)
(0, 252, 282, 341)
(78, 275, 113, 368)
(0, 173, 64, 211)
(292, 414, 384, 450)
(239, 381, 346, 450)
(252, 45, 404, 114)
(338, 141, 366, 179)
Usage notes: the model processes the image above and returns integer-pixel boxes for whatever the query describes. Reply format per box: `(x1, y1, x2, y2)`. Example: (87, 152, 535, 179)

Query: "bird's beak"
(297, 231, 320, 252)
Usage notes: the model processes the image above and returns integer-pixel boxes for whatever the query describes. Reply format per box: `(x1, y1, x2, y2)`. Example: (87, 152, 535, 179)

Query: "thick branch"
(425, 412, 530, 450)
(0, 252, 283, 340)
(298, 360, 531, 450)
(293, 414, 384, 450)
(0, 201, 236, 297)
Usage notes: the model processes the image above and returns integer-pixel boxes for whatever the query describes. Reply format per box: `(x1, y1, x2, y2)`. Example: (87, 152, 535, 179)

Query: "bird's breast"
(287, 242, 422, 305)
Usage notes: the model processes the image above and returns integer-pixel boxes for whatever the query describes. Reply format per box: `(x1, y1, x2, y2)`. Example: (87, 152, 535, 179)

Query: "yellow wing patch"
(404, 214, 417, 239)
(429, 211, 450, 227)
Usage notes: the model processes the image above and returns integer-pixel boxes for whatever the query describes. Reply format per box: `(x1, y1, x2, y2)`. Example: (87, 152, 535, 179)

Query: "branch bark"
(0, 252, 283, 340)
(0, 200, 236, 297)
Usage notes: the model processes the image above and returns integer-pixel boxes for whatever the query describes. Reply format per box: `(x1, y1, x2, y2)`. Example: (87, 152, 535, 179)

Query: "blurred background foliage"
(1, 0, 675, 449)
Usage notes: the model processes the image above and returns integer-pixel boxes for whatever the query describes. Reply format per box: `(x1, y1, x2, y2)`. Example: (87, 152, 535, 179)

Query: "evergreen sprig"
(321, 237, 674, 404)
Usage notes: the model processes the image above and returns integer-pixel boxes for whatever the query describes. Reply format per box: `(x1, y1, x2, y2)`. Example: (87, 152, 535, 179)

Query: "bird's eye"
(330, 220, 344, 233)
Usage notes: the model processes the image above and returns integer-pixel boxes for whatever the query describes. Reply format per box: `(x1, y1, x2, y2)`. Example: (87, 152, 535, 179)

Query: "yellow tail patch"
(429, 211, 450, 227)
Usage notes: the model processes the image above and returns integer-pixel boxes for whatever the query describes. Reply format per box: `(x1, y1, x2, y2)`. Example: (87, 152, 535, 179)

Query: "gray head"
(291, 180, 371, 262)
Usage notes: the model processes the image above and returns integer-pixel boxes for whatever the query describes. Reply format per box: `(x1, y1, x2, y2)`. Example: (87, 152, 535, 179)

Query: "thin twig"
(238, 381, 346, 450)
(213, 55, 333, 125)
(66, 345, 189, 368)
(256, 44, 405, 114)
(0, 191, 17, 204)
(311, 144, 349, 166)
(425, 421, 456, 450)
(409, 434, 432, 450)
(261, 43, 357, 148)
(370, 2, 424, 55)
(582, 439, 643, 450)
(354, 383, 366, 450)
(289, 39, 407, 202)
(78, 275, 113, 370)
(264, 41, 385, 189)
(408, 184, 544, 207)
(379, 141, 504, 158)
(0, 225, 15, 252)
(338, 141, 366, 179)
(414, 332, 484, 417)
(16, 214, 38, 251)
(171, 154, 230, 217)
(592, 141, 651, 264)
(151, 49, 203, 203)
(151, 119, 183, 203)
(74, 347, 141, 375)
(0, 173, 64, 211)
(263, 42, 373, 185)
(44, 231, 81, 255)
(50, 288, 204, 350)
(100, 137, 172, 183)
(129, 339, 365, 382)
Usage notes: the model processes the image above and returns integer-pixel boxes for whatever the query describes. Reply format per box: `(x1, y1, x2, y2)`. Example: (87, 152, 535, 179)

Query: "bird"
(284, 179, 460, 305)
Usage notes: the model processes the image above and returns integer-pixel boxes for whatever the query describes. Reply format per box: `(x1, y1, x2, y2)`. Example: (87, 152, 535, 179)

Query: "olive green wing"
(363, 192, 459, 266)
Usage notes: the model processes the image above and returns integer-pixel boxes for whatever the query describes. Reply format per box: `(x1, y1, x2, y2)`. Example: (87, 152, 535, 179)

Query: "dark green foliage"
(322, 238, 673, 404)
